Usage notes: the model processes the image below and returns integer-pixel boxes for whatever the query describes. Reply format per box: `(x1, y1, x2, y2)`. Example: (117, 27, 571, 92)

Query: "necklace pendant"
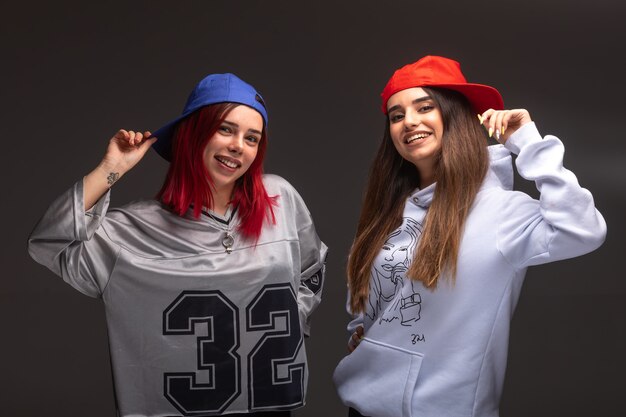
(222, 233, 235, 254)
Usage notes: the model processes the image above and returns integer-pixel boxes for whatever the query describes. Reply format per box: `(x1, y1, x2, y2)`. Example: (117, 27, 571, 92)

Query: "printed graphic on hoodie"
(367, 217, 423, 326)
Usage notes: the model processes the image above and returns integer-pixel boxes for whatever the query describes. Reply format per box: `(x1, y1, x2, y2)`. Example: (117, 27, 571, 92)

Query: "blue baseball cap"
(152, 73, 268, 161)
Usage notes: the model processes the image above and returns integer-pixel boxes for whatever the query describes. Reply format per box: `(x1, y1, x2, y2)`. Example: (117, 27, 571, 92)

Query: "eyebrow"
(223, 120, 262, 136)
(387, 95, 432, 114)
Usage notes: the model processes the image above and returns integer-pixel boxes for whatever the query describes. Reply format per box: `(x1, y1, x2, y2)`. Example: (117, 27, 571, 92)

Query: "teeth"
(216, 156, 239, 168)
(406, 133, 430, 143)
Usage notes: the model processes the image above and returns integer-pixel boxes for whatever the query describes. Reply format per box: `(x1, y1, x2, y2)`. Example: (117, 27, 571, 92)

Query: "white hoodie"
(333, 122, 606, 417)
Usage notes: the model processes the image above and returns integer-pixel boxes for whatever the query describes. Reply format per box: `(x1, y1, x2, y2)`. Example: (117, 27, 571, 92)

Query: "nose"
(403, 108, 419, 129)
(391, 247, 408, 263)
(227, 134, 243, 154)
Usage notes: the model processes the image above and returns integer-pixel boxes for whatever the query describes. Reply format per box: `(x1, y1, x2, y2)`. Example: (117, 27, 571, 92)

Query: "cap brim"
(151, 112, 192, 162)
(427, 83, 504, 114)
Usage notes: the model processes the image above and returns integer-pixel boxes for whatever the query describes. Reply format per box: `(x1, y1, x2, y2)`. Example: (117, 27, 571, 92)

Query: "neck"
(419, 175, 435, 189)
(416, 164, 436, 189)
(211, 184, 234, 216)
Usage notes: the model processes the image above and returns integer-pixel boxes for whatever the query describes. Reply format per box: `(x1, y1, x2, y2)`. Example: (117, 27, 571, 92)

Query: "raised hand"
(478, 109, 532, 144)
(83, 129, 158, 210)
(99, 130, 158, 180)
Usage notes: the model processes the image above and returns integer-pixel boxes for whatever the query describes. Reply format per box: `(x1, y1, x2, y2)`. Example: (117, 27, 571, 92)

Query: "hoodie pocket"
(333, 337, 423, 417)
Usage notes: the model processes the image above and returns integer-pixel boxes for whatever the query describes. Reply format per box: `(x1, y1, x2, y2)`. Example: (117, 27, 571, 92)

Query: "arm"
(27, 129, 156, 296)
(480, 110, 607, 268)
(84, 129, 156, 209)
(28, 179, 119, 297)
(291, 189, 328, 337)
(346, 303, 364, 353)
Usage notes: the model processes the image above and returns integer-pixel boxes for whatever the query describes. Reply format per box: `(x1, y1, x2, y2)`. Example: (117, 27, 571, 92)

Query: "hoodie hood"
(482, 144, 514, 192)
(408, 144, 513, 210)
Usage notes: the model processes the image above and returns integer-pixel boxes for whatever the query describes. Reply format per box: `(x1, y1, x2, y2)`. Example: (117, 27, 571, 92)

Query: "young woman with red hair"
(332, 56, 606, 417)
(28, 73, 327, 417)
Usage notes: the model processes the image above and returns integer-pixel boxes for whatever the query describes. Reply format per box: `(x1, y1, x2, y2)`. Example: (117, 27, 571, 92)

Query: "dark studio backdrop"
(2, 1, 625, 416)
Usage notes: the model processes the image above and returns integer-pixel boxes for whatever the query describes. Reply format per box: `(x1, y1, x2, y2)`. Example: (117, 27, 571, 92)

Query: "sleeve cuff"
(503, 121, 542, 155)
(75, 179, 111, 240)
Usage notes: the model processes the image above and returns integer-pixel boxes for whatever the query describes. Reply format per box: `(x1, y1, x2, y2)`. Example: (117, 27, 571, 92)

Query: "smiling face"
(203, 104, 263, 196)
(387, 87, 444, 186)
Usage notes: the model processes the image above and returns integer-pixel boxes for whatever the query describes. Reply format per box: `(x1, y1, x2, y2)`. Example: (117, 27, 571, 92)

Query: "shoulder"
(104, 199, 180, 236)
(101, 200, 200, 257)
(107, 199, 169, 221)
(262, 173, 297, 195)
(473, 186, 539, 229)
(262, 174, 313, 217)
(262, 174, 305, 206)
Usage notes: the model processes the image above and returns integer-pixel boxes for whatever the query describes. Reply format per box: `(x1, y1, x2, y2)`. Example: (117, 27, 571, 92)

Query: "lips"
(215, 155, 242, 169)
(404, 131, 432, 144)
(381, 263, 408, 272)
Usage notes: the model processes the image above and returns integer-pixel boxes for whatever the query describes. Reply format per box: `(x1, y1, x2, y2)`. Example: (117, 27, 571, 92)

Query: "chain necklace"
(202, 206, 238, 254)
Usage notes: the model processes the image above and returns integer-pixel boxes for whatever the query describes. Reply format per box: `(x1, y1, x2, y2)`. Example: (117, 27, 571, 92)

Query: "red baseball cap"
(380, 55, 504, 114)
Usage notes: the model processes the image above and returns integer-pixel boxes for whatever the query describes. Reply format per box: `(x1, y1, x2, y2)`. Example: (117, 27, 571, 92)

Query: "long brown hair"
(348, 88, 489, 313)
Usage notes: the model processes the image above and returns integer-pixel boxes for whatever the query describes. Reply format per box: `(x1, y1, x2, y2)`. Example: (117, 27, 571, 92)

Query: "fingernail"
(501, 127, 506, 135)
(477, 114, 483, 124)
(495, 129, 501, 140)
(488, 127, 493, 138)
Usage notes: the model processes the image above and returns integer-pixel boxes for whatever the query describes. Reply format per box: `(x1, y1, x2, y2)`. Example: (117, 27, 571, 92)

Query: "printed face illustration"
(368, 218, 423, 325)
(376, 218, 421, 287)
(380, 228, 412, 284)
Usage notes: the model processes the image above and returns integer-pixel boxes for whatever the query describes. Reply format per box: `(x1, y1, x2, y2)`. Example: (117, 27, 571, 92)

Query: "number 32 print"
(163, 283, 304, 415)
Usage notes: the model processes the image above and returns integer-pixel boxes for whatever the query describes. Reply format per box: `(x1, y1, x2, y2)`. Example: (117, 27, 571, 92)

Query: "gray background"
(3, 0, 625, 416)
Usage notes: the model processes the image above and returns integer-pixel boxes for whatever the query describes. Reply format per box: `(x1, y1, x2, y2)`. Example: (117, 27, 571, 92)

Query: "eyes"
(218, 125, 261, 144)
(389, 103, 435, 123)
(382, 245, 408, 252)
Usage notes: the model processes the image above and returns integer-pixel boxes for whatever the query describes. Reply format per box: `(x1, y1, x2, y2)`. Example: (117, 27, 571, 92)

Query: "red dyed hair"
(156, 103, 277, 241)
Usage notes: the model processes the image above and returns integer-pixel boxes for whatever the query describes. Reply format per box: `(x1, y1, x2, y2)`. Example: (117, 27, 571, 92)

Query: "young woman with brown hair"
(333, 56, 606, 417)
(28, 73, 327, 416)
